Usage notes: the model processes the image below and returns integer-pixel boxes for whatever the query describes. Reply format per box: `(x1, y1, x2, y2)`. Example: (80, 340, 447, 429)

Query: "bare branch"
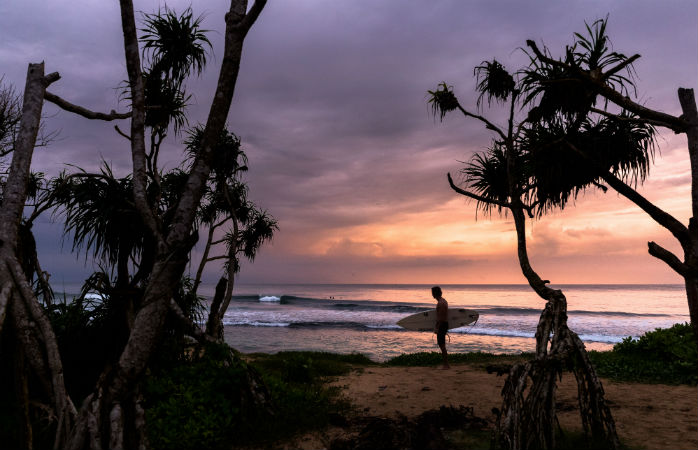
(589, 107, 670, 129)
(44, 92, 131, 121)
(456, 105, 507, 141)
(114, 125, 132, 141)
(168, 298, 217, 344)
(603, 54, 641, 81)
(239, 0, 267, 34)
(0, 63, 47, 241)
(119, 0, 164, 247)
(594, 83, 688, 132)
(565, 141, 690, 246)
(648, 241, 689, 277)
(204, 254, 229, 262)
(448, 172, 515, 210)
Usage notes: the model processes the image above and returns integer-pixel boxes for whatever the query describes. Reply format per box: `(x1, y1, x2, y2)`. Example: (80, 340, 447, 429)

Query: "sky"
(1, 0, 697, 286)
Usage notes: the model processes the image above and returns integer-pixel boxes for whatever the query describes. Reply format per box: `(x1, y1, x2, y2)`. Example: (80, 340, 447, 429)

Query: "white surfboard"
(396, 308, 479, 331)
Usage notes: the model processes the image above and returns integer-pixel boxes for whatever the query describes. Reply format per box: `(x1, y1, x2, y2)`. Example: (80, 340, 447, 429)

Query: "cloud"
(2, 0, 696, 284)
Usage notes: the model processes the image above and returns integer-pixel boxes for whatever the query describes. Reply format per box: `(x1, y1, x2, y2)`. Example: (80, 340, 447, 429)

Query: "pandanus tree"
(0, 1, 268, 449)
(426, 18, 666, 449)
(518, 19, 698, 348)
(185, 125, 278, 340)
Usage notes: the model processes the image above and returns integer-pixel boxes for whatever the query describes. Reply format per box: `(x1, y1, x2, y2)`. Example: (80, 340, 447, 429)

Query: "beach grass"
(385, 351, 534, 367)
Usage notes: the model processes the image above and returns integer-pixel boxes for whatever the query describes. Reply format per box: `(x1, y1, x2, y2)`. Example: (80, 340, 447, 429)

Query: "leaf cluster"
(428, 82, 460, 121)
(436, 17, 655, 218)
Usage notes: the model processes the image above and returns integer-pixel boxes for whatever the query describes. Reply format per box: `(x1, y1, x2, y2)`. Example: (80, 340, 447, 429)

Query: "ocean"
(219, 284, 690, 362)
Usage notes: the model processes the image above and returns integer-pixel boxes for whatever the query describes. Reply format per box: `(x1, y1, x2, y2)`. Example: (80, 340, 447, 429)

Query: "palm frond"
(474, 60, 516, 107)
(462, 144, 511, 217)
(140, 6, 211, 85)
(428, 82, 460, 121)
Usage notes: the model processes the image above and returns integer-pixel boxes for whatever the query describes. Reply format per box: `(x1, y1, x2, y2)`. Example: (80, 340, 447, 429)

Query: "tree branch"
(456, 105, 507, 142)
(648, 241, 689, 277)
(113, 125, 132, 141)
(204, 254, 229, 262)
(602, 54, 640, 81)
(589, 107, 669, 129)
(119, 0, 164, 247)
(565, 141, 690, 246)
(44, 92, 131, 121)
(525, 40, 687, 133)
(448, 173, 511, 208)
(168, 298, 217, 344)
(239, 0, 267, 34)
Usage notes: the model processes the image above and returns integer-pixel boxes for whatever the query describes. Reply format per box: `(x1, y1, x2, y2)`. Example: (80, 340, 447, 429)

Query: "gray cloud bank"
(1, 0, 696, 285)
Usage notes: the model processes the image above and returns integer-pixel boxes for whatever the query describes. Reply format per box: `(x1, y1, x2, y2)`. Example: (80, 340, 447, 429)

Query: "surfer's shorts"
(436, 321, 448, 346)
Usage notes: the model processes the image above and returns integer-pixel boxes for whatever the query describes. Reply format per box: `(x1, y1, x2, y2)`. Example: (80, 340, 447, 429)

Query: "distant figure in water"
(432, 286, 450, 369)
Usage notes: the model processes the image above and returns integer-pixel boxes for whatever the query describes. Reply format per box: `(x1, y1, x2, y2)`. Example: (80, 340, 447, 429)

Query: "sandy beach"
(287, 364, 698, 450)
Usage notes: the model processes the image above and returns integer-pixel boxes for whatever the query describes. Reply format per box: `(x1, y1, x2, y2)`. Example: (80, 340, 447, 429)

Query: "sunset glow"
(1, 0, 696, 285)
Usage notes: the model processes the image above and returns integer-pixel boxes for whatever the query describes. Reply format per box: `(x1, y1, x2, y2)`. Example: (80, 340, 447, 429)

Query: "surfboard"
(396, 308, 479, 331)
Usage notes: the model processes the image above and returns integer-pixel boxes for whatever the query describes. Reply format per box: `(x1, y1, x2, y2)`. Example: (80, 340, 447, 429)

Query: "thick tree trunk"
(494, 206, 618, 450)
(0, 63, 77, 450)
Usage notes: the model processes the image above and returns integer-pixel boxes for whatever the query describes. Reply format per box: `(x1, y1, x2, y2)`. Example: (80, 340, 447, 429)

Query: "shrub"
(589, 323, 698, 385)
(143, 343, 261, 450)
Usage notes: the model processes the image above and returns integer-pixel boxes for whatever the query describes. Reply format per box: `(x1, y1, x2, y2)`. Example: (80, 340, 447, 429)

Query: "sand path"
(329, 365, 698, 450)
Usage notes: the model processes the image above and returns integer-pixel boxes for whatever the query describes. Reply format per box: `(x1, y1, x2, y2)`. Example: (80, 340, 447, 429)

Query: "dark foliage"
(475, 60, 516, 107)
(428, 82, 460, 121)
(590, 323, 698, 385)
(144, 349, 356, 449)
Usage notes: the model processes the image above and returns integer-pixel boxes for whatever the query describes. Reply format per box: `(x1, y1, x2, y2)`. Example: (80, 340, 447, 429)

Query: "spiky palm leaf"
(428, 82, 460, 121)
(143, 72, 189, 134)
(140, 7, 211, 85)
(524, 113, 656, 213)
(520, 17, 636, 123)
(53, 165, 147, 267)
(222, 207, 277, 273)
(474, 60, 516, 107)
(184, 125, 248, 180)
(462, 144, 511, 217)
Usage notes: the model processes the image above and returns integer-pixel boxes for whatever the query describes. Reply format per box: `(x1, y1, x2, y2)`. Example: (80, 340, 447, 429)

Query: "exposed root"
(494, 292, 618, 450)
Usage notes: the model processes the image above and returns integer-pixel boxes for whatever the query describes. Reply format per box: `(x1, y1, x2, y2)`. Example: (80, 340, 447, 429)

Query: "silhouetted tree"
(0, 1, 267, 448)
(184, 126, 277, 339)
(516, 18, 698, 348)
(428, 19, 641, 450)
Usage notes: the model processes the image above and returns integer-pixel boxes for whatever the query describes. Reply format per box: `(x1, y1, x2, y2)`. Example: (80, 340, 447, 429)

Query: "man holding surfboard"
(432, 286, 450, 369)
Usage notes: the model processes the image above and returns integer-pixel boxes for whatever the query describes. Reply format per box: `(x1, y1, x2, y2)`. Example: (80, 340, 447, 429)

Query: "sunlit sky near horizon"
(1, 0, 697, 286)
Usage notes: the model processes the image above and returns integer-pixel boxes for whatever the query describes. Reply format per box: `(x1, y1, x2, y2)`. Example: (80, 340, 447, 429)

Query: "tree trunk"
(0, 62, 77, 450)
(494, 206, 619, 450)
(205, 276, 228, 339)
(64, 2, 267, 448)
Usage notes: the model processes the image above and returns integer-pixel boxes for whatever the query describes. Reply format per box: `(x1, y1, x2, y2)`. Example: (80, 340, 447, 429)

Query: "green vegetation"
(143, 349, 360, 450)
(250, 350, 375, 381)
(589, 323, 698, 385)
(385, 351, 532, 367)
(385, 324, 697, 385)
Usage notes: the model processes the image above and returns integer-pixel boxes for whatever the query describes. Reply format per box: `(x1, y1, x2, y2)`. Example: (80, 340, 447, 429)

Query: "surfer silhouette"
(432, 286, 450, 369)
